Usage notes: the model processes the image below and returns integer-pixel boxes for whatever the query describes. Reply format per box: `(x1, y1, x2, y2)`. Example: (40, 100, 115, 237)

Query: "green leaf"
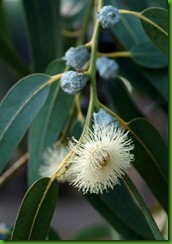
(45, 59, 66, 76)
(143, 67, 168, 101)
(145, 0, 168, 9)
(47, 227, 61, 240)
(0, 0, 9, 36)
(0, 74, 50, 173)
(128, 118, 168, 212)
(130, 41, 168, 68)
(141, 8, 168, 55)
(22, 0, 62, 72)
(124, 175, 163, 240)
(111, 5, 149, 49)
(116, 58, 168, 108)
(0, 31, 31, 77)
(70, 223, 111, 240)
(2, 0, 31, 64)
(12, 177, 58, 240)
(86, 180, 154, 240)
(107, 78, 144, 122)
(28, 60, 74, 185)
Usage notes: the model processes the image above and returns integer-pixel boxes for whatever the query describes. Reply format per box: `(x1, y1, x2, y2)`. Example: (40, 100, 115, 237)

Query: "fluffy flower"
(39, 145, 67, 181)
(67, 123, 135, 194)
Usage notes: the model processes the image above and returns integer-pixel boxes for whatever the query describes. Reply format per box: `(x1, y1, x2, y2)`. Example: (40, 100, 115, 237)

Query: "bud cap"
(97, 5, 121, 28)
(96, 57, 119, 80)
(64, 46, 90, 70)
(60, 71, 88, 95)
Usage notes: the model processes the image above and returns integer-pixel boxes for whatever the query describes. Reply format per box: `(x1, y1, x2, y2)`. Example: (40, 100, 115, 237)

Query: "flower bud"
(93, 108, 119, 130)
(60, 71, 88, 95)
(97, 5, 121, 29)
(64, 46, 90, 70)
(96, 57, 118, 80)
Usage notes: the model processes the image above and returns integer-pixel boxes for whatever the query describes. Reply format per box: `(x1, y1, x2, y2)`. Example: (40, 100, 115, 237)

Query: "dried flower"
(64, 46, 90, 70)
(39, 145, 67, 181)
(60, 71, 89, 95)
(97, 5, 121, 29)
(67, 122, 134, 194)
(96, 57, 119, 80)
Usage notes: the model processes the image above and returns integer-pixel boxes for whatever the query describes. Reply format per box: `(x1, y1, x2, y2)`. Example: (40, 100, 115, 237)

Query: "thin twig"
(0, 152, 29, 186)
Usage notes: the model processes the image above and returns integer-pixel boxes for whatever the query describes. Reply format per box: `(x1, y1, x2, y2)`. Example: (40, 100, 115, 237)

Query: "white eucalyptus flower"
(39, 145, 67, 181)
(67, 123, 135, 194)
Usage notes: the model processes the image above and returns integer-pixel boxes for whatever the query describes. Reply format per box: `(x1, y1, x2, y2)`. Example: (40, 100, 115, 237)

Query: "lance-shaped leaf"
(12, 177, 58, 240)
(23, 0, 62, 72)
(28, 60, 74, 185)
(0, 31, 31, 77)
(107, 78, 144, 122)
(141, 8, 168, 55)
(99, 103, 168, 212)
(0, 74, 51, 173)
(127, 118, 168, 212)
(130, 41, 168, 69)
(86, 180, 155, 240)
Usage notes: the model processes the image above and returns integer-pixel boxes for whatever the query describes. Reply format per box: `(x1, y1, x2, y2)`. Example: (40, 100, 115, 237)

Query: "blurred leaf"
(116, 58, 168, 109)
(3, 0, 31, 63)
(0, 0, 9, 35)
(111, 6, 149, 49)
(22, 0, 62, 72)
(0, 74, 51, 173)
(70, 120, 83, 140)
(110, 3, 168, 108)
(145, 0, 168, 9)
(86, 180, 154, 240)
(45, 59, 66, 76)
(47, 227, 61, 240)
(128, 118, 168, 212)
(141, 8, 168, 55)
(0, 31, 31, 77)
(130, 41, 168, 68)
(143, 67, 168, 101)
(28, 60, 74, 185)
(107, 78, 144, 121)
(123, 175, 163, 240)
(70, 223, 111, 240)
(61, 0, 90, 27)
(106, 0, 148, 12)
(12, 177, 58, 240)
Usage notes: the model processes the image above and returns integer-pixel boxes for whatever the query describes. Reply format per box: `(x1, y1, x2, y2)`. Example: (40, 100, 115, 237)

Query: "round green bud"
(96, 57, 119, 80)
(60, 71, 88, 95)
(64, 46, 90, 70)
(97, 5, 121, 29)
(93, 108, 120, 130)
